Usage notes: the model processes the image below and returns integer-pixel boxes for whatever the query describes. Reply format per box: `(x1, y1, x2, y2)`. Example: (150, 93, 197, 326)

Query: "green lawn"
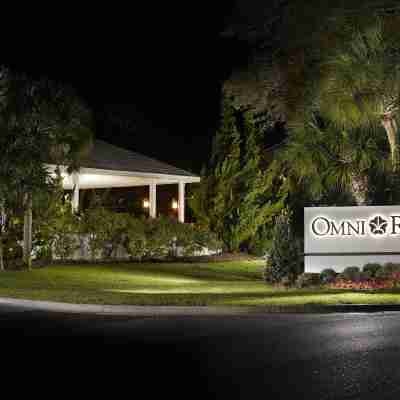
(1, 261, 400, 306)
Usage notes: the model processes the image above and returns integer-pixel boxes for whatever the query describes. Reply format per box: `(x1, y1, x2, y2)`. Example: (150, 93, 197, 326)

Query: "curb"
(295, 304, 400, 313)
(1, 298, 400, 316)
(0, 298, 255, 317)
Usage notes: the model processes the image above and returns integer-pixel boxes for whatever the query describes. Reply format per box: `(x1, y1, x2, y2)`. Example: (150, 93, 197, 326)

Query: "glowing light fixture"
(171, 199, 178, 210)
(143, 199, 150, 209)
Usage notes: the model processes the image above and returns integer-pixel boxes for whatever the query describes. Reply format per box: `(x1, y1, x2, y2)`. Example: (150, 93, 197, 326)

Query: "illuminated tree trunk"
(0, 204, 5, 271)
(350, 173, 368, 205)
(0, 240, 3, 271)
(23, 193, 32, 270)
(381, 114, 399, 172)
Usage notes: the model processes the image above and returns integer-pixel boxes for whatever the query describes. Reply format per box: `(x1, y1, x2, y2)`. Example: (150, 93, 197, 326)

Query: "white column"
(72, 173, 80, 212)
(178, 182, 185, 223)
(149, 183, 157, 218)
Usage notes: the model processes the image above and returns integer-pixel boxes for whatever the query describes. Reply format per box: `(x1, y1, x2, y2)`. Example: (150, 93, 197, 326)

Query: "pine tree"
(190, 97, 284, 252)
(265, 212, 303, 284)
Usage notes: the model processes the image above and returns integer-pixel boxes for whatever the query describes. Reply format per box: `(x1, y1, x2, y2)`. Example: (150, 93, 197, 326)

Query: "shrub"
(362, 263, 381, 279)
(263, 265, 273, 283)
(174, 223, 222, 257)
(51, 210, 80, 261)
(2, 223, 23, 269)
(80, 207, 111, 260)
(33, 175, 66, 260)
(296, 273, 321, 288)
(265, 213, 303, 284)
(247, 225, 272, 257)
(169, 221, 197, 257)
(329, 278, 394, 290)
(75, 207, 221, 261)
(340, 266, 362, 282)
(141, 217, 222, 259)
(81, 211, 171, 261)
(383, 262, 400, 274)
(53, 233, 80, 261)
(320, 269, 337, 284)
(191, 225, 221, 254)
(81, 207, 133, 260)
(144, 216, 177, 258)
(373, 263, 400, 279)
(391, 271, 400, 286)
(328, 264, 400, 289)
(101, 212, 130, 258)
(280, 276, 292, 288)
(375, 265, 389, 279)
(124, 217, 147, 261)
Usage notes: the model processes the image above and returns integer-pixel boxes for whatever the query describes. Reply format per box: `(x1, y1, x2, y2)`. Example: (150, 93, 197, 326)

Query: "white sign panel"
(304, 206, 400, 273)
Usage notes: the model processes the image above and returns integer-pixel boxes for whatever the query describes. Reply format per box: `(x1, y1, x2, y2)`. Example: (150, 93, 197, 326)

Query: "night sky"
(3, 2, 249, 174)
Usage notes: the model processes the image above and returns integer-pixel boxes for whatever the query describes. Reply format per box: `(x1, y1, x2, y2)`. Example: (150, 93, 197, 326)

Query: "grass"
(1, 260, 400, 307)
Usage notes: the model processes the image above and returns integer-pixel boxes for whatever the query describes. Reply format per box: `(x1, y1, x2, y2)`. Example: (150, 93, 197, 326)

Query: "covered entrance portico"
(60, 168, 198, 222)
(48, 140, 200, 222)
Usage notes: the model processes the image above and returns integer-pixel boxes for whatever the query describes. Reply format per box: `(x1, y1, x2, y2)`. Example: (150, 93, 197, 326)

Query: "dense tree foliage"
(220, 4, 400, 278)
(0, 67, 93, 268)
(279, 116, 389, 205)
(224, 1, 400, 124)
(190, 97, 283, 252)
(315, 18, 400, 172)
(225, 9, 400, 209)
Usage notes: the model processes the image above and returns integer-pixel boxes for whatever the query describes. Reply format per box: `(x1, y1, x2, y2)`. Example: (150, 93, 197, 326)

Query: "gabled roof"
(79, 140, 198, 178)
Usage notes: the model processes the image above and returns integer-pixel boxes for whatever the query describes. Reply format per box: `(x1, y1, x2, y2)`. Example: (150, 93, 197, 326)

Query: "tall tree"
(224, 1, 400, 125)
(316, 17, 400, 172)
(0, 67, 93, 269)
(190, 97, 283, 252)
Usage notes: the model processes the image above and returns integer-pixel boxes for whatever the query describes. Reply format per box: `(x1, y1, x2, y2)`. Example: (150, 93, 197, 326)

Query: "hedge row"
(264, 262, 400, 289)
(34, 207, 221, 262)
(296, 263, 400, 289)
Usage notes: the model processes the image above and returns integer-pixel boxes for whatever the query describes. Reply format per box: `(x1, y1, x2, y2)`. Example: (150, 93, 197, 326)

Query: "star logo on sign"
(369, 216, 388, 235)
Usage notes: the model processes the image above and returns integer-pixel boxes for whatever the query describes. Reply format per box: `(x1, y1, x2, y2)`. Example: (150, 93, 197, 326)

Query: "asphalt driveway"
(1, 305, 400, 399)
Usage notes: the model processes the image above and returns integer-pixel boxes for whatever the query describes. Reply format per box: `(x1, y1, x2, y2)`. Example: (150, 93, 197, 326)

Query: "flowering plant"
(328, 271, 400, 290)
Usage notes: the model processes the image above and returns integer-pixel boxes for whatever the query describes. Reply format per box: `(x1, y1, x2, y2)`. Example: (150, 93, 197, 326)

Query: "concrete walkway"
(2, 297, 400, 316)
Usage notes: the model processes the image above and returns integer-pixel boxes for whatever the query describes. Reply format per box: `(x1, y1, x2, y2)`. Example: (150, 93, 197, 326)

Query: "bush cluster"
(274, 263, 400, 289)
(340, 266, 362, 282)
(1, 216, 24, 269)
(338, 263, 400, 281)
(33, 206, 221, 262)
(295, 273, 321, 288)
(326, 263, 400, 289)
(362, 263, 381, 279)
(320, 269, 337, 284)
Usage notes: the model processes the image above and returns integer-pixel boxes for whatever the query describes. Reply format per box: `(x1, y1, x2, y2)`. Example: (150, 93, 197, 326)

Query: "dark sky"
(3, 2, 249, 174)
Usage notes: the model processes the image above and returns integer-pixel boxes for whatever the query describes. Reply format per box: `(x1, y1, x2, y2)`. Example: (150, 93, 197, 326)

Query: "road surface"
(1, 304, 399, 399)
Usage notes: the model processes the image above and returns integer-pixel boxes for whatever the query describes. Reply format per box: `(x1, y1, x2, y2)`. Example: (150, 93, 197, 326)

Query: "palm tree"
(316, 17, 400, 172)
(279, 115, 386, 205)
